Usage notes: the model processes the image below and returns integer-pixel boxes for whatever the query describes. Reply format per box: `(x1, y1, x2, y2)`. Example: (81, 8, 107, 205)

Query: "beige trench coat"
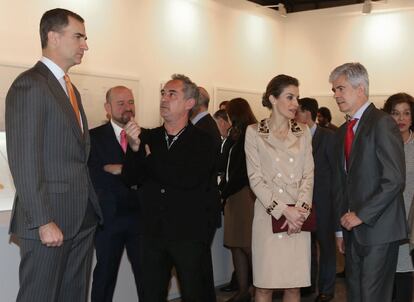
(245, 119, 314, 288)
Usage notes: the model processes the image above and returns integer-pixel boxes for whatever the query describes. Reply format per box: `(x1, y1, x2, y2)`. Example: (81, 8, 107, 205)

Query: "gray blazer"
(5, 61, 102, 240)
(333, 103, 407, 245)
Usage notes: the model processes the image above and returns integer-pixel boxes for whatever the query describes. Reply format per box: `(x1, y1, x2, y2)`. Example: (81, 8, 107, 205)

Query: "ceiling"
(247, 0, 378, 14)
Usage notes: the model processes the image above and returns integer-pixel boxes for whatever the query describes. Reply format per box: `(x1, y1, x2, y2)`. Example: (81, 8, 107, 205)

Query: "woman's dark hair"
(262, 74, 299, 109)
(226, 98, 257, 141)
(383, 93, 414, 131)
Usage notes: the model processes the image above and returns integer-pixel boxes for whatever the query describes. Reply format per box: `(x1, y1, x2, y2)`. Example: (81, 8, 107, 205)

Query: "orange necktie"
(63, 74, 82, 129)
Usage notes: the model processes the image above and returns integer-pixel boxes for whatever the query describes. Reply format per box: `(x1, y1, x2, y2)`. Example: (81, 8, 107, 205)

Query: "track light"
(264, 3, 287, 18)
(362, 0, 372, 14)
(278, 3, 287, 17)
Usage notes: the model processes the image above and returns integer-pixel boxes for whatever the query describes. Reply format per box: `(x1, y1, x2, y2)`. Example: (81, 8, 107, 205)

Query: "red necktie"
(344, 118, 358, 169)
(120, 129, 127, 153)
(63, 74, 82, 129)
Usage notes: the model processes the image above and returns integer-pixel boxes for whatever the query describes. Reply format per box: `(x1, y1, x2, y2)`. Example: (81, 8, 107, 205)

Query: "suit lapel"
(337, 123, 346, 173)
(103, 122, 125, 160)
(35, 62, 85, 145)
(348, 103, 375, 171)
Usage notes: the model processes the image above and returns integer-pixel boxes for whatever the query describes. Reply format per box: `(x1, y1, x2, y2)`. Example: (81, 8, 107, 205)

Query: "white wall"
(0, 0, 284, 300)
(1, 0, 414, 300)
(282, 0, 414, 124)
(0, 0, 286, 127)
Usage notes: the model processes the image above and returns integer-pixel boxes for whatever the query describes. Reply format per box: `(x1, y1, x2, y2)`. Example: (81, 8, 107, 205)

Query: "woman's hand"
(282, 206, 307, 234)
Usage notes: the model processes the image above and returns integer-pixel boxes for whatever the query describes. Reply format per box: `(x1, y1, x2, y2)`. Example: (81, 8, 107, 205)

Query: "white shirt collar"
(191, 111, 209, 125)
(40, 57, 65, 81)
(350, 101, 371, 132)
(310, 123, 317, 137)
(352, 101, 371, 121)
(40, 56, 68, 95)
(110, 119, 124, 144)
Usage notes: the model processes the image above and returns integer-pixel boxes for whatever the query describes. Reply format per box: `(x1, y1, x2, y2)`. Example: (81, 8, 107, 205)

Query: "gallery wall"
(0, 0, 285, 127)
(282, 0, 414, 124)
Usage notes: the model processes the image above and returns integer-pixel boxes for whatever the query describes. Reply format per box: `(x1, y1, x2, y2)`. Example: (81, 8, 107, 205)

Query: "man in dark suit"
(190, 86, 222, 302)
(191, 87, 222, 148)
(317, 107, 338, 131)
(330, 62, 407, 302)
(89, 86, 142, 301)
(5, 8, 102, 302)
(296, 98, 336, 302)
(122, 74, 218, 301)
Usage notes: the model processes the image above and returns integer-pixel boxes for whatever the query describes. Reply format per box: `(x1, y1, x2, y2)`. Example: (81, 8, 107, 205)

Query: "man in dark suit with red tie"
(89, 86, 143, 301)
(330, 62, 407, 302)
(6, 8, 102, 302)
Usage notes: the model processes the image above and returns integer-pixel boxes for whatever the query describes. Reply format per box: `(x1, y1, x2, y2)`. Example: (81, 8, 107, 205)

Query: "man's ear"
(104, 102, 112, 116)
(357, 84, 366, 97)
(47, 31, 59, 48)
(185, 98, 196, 111)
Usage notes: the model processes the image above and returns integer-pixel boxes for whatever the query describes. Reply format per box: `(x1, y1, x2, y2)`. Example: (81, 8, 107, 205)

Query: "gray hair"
(171, 74, 199, 101)
(197, 87, 210, 108)
(329, 62, 369, 97)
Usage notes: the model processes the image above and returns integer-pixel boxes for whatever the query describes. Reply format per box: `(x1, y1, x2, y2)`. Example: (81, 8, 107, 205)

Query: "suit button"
(161, 188, 165, 193)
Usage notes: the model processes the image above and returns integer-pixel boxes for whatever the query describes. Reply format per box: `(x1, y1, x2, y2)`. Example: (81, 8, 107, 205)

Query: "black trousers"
(141, 236, 209, 302)
(202, 227, 217, 302)
(393, 272, 413, 302)
(91, 214, 143, 302)
(310, 230, 336, 295)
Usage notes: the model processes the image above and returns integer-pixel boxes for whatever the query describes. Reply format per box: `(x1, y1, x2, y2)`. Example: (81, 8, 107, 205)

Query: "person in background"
(213, 109, 239, 294)
(220, 100, 229, 110)
(214, 109, 233, 189)
(330, 62, 406, 302)
(214, 109, 232, 140)
(317, 107, 338, 131)
(191, 86, 221, 302)
(5, 8, 102, 302)
(89, 86, 143, 301)
(383, 93, 414, 302)
(222, 98, 257, 302)
(245, 74, 314, 302)
(296, 97, 336, 302)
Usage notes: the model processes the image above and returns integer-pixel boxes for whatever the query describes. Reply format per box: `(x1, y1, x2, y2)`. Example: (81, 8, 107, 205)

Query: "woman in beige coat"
(245, 74, 314, 302)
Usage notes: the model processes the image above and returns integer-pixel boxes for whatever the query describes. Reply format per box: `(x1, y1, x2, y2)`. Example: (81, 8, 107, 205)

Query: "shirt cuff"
(335, 231, 343, 238)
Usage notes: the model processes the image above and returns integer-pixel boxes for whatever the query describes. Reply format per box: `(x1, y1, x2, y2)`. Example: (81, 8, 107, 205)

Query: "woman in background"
(222, 98, 257, 302)
(383, 93, 414, 302)
(245, 75, 314, 302)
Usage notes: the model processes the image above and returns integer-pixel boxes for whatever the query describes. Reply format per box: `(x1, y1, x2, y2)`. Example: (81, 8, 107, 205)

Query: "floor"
(172, 278, 347, 301)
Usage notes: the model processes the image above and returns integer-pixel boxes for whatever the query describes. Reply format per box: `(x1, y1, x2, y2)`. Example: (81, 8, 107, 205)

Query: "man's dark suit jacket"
(313, 126, 336, 230)
(6, 61, 102, 240)
(194, 113, 222, 150)
(194, 113, 222, 228)
(122, 123, 217, 241)
(88, 122, 140, 222)
(333, 103, 407, 245)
